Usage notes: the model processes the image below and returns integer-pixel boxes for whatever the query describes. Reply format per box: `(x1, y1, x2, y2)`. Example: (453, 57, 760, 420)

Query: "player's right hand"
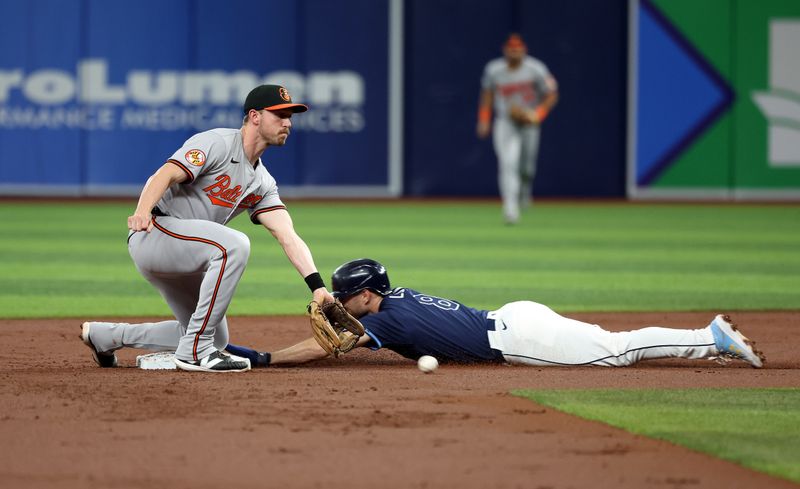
(127, 213, 153, 232)
(476, 121, 491, 139)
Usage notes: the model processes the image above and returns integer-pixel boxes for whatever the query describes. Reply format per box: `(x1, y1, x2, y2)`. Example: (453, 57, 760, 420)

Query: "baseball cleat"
(79, 322, 118, 368)
(173, 350, 251, 373)
(709, 314, 765, 368)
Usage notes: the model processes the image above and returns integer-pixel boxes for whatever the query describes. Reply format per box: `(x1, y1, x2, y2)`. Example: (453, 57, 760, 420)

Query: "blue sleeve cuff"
(365, 329, 382, 350)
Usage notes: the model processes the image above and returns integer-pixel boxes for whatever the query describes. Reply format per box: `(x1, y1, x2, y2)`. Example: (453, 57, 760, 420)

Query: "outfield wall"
(7, 1, 799, 200)
(0, 0, 398, 198)
(629, 0, 800, 200)
(0, 0, 629, 199)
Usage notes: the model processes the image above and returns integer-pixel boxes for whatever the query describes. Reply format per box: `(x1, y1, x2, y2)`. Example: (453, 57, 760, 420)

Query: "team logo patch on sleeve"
(185, 149, 206, 167)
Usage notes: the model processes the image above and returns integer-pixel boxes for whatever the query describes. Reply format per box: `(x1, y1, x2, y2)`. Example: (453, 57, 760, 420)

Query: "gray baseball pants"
(492, 118, 541, 222)
(89, 216, 250, 362)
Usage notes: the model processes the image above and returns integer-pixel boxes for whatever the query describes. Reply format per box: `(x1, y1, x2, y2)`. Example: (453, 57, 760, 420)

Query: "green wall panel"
(734, 0, 800, 189)
(633, 0, 800, 197)
(649, 0, 732, 189)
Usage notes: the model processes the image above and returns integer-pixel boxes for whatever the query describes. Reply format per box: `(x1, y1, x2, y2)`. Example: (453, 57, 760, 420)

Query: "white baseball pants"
(486, 301, 717, 366)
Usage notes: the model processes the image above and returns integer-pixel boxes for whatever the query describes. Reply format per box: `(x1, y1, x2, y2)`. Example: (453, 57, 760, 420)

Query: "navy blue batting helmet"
(331, 258, 392, 299)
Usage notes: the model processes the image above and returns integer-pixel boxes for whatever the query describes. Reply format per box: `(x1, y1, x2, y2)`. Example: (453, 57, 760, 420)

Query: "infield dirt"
(1, 311, 798, 489)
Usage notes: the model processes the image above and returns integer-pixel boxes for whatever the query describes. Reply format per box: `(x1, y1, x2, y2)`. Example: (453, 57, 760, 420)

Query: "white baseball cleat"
(709, 314, 765, 368)
(174, 350, 251, 373)
(79, 322, 118, 368)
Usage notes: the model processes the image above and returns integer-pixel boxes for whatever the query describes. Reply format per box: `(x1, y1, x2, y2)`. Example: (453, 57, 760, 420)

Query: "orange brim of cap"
(263, 103, 308, 113)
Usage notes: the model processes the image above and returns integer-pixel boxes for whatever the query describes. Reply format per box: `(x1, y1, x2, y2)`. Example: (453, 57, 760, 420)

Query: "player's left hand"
(307, 299, 364, 357)
(312, 287, 335, 306)
(509, 105, 533, 125)
(510, 105, 546, 126)
(476, 121, 491, 139)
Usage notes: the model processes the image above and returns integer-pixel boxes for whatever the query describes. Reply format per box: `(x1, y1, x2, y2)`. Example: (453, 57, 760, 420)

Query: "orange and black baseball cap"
(243, 84, 308, 114)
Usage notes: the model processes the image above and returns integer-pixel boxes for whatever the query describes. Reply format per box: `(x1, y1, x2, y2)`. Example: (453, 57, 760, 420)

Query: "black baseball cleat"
(173, 350, 251, 373)
(79, 322, 118, 368)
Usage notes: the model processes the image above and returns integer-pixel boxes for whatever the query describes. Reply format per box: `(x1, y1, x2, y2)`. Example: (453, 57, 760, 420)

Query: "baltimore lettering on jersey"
(202, 175, 263, 209)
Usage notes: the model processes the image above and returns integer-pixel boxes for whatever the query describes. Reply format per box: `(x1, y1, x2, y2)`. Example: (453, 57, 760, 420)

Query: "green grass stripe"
(513, 388, 800, 483)
(0, 202, 798, 318)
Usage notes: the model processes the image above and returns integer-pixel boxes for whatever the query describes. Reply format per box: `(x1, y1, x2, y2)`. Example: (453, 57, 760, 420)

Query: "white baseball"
(417, 355, 438, 373)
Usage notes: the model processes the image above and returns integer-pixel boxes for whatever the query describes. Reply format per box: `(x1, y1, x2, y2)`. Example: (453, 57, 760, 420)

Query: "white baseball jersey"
(481, 55, 554, 120)
(158, 128, 285, 225)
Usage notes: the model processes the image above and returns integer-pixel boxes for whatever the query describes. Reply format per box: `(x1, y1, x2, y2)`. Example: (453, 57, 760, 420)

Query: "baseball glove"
(509, 105, 535, 125)
(308, 300, 365, 357)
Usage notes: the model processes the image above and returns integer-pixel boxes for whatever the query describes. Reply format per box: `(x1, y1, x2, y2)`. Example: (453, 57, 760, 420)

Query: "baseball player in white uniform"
(477, 34, 558, 224)
(79, 84, 335, 373)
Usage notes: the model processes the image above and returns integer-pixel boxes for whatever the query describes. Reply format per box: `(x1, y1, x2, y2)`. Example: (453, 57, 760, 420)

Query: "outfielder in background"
(80, 84, 335, 373)
(226, 258, 766, 369)
(477, 34, 559, 225)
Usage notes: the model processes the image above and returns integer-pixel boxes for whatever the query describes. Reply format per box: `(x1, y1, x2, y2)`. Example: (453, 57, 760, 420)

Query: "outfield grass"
(513, 388, 800, 483)
(0, 201, 798, 318)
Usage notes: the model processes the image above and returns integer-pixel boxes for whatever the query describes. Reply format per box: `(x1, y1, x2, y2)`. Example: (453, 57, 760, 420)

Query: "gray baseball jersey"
(159, 128, 285, 223)
(109, 127, 292, 363)
(481, 55, 554, 120)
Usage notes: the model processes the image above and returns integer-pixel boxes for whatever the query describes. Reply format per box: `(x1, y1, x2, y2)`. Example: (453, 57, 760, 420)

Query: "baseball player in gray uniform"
(477, 34, 558, 224)
(79, 84, 334, 373)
